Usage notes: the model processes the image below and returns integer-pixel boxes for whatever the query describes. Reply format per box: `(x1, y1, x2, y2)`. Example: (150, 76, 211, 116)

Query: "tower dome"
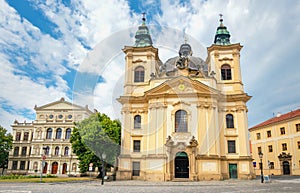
(214, 14, 231, 45)
(134, 13, 153, 47)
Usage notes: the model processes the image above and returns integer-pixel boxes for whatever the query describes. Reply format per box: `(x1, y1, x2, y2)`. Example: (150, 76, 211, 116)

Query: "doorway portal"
(283, 161, 290, 175)
(174, 152, 189, 178)
(51, 162, 58, 174)
(229, 164, 238, 178)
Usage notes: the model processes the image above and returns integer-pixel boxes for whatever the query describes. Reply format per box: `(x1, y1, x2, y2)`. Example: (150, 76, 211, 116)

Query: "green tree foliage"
(0, 126, 13, 175)
(70, 113, 121, 173)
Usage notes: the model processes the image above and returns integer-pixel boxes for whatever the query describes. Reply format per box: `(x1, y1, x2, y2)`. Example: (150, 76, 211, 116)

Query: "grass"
(0, 176, 94, 183)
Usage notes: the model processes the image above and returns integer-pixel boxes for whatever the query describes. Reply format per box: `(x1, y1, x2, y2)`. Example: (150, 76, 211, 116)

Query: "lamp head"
(258, 151, 263, 159)
(102, 152, 106, 160)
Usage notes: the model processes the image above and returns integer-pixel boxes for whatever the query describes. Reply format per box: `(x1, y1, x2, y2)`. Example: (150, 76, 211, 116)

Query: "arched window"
(221, 64, 232, 80)
(46, 128, 52, 139)
(55, 146, 59, 156)
(226, 114, 234, 128)
(65, 128, 71, 139)
(175, 110, 188, 132)
(134, 66, 145, 82)
(134, 115, 141, 129)
(56, 128, 62, 139)
(64, 147, 69, 155)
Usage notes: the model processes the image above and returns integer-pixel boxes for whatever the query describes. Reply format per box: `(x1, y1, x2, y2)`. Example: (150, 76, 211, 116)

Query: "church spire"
(213, 14, 231, 45)
(134, 13, 153, 47)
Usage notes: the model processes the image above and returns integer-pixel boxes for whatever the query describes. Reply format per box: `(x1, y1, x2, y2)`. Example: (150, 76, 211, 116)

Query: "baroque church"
(116, 16, 255, 181)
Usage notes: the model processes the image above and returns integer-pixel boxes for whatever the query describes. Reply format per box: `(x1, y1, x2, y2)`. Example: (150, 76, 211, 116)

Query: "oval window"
(58, 115, 63, 119)
(49, 115, 54, 119)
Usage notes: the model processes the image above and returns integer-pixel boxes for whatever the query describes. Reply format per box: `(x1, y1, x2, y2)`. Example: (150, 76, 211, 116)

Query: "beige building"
(7, 98, 92, 175)
(249, 109, 300, 176)
(116, 16, 254, 181)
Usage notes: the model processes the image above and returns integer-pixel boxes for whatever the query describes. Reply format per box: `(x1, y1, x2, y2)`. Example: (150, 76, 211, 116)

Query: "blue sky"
(1, 0, 300, 133)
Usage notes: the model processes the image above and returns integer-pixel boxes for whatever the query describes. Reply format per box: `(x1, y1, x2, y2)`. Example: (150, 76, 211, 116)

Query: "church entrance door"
(175, 152, 189, 178)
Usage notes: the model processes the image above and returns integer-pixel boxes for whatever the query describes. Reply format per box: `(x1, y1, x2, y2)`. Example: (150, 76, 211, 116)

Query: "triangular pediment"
(145, 76, 220, 97)
(34, 98, 90, 111)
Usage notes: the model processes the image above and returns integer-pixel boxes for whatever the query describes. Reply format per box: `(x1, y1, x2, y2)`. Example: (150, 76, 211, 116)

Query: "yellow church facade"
(117, 16, 254, 181)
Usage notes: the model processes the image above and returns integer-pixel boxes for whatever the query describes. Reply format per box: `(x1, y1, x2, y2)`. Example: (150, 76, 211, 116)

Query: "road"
(0, 177, 299, 193)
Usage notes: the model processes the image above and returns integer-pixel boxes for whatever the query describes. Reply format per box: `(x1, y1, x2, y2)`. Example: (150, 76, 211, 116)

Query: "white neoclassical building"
(7, 98, 92, 175)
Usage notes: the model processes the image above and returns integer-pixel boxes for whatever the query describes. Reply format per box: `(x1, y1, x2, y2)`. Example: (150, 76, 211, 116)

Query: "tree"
(70, 113, 121, 174)
(0, 126, 13, 175)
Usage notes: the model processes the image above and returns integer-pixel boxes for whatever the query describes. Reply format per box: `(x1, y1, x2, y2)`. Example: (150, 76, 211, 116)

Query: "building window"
(256, 133, 261, 140)
(296, 124, 300, 132)
(12, 161, 18, 170)
(64, 147, 69, 155)
(56, 128, 62, 139)
(268, 145, 273, 152)
(175, 110, 188, 132)
(134, 115, 141, 129)
(269, 162, 274, 169)
(282, 143, 287, 151)
(226, 114, 234, 128)
(133, 140, 141, 152)
(258, 147, 262, 153)
(280, 127, 285, 135)
(16, 132, 21, 141)
(20, 161, 26, 170)
(45, 146, 50, 155)
(134, 66, 145, 82)
(227, 140, 236, 153)
(46, 128, 53, 139)
(298, 141, 300, 149)
(23, 132, 29, 141)
(55, 146, 59, 155)
(21, 147, 27, 156)
(65, 128, 71, 139)
(267, 130, 271, 138)
(132, 162, 140, 176)
(221, 64, 232, 80)
(13, 147, 19, 156)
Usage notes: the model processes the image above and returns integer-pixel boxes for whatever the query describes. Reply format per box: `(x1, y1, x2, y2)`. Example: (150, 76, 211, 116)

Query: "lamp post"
(101, 152, 106, 185)
(40, 147, 47, 183)
(259, 152, 264, 183)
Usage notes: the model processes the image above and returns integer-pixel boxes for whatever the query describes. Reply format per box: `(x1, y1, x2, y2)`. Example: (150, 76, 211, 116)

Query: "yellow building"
(8, 98, 92, 175)
(116, 16, 254, 181)
(249, 109, 300, 176)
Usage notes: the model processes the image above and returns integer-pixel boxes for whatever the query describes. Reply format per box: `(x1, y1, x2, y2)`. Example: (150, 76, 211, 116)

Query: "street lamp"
(259, 151, 264, 183)
(101, 152, 106, 185)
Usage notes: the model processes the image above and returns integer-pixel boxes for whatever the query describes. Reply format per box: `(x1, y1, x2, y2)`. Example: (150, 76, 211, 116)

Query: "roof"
(249, 108, 300, 130)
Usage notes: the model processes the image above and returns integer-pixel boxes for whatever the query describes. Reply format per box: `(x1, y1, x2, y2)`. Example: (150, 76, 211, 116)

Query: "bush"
(0, 174, 57, 179)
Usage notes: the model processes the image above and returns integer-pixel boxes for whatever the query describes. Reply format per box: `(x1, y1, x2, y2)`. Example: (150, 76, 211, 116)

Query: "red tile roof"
(249, 108, 300, 130)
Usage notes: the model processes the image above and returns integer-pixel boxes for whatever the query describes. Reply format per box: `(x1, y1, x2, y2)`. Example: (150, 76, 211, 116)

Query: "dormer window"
(221, 64, 232, 80)
(134, 66, 145, 82)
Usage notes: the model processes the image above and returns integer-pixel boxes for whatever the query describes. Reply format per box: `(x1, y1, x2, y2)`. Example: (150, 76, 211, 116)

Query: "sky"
(1, 0, 300, 133)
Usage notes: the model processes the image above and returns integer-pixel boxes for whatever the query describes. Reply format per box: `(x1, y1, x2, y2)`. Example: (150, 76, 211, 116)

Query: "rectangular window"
(282, 143, 287, 151)
(133, 140, 141, 152)
(298, 141, 300, 149)
(16, 132, 21, 141)
(268, 145, 273, 152)
(256, 133, 261, 140)
(296, 123, 300, 132)
(13, 147, 19, 156)
(12, 161, 18, 170)
(269, 162, 274, 169)
(21, 147, 27, 156)
(258, 146, 262, 153)
(267, 130, 271, 138)
(227, 140, 236, 153)
(20, 161, 26, 170)
(132, 162, 140, 176)
(23, 132, 29, 141)
(280, 127, 285, 135)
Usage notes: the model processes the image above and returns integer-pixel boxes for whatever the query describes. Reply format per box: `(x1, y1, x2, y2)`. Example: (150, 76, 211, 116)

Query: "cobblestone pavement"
(0, 178, 300, 193)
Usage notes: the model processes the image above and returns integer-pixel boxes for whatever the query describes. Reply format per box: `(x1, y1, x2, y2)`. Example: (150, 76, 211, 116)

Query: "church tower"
(117, 15, 254, 181)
